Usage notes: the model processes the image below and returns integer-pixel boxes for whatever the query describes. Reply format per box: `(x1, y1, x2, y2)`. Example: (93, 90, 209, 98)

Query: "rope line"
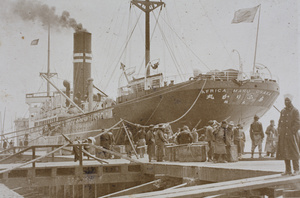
(123, 79, 207, 127)
(153, 12, 184, 81)
(145, 95, 164, 124)
(168, 79, 207, 124)
(103, 12, 143, 91)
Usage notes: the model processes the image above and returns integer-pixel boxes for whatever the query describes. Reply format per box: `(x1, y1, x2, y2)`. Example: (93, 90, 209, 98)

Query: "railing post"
(52, 146, 55, 162)
(32, 147, 36, 168)
(79, 145, 83, 166)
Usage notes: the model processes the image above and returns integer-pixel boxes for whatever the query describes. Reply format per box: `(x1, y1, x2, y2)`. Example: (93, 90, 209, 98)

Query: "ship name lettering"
(233, 89, 251, 93)
(256, 90, 271, 96)
(204, 89, 226, 94)
(206, 94, 214, 100)
(258, 96, 264, 102)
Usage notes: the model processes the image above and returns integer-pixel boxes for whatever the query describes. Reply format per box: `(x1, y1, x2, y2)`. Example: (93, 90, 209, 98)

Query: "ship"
(8, 0, 279, 145)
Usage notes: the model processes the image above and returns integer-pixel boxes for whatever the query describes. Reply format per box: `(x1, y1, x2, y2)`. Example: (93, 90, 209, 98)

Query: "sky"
(0, 0, 299, 140)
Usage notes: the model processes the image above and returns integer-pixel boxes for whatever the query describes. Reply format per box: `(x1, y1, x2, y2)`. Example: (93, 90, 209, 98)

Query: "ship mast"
(131, 0, 165, 77)
(40, 24, 57, 96)
(47, 23, 50, 96)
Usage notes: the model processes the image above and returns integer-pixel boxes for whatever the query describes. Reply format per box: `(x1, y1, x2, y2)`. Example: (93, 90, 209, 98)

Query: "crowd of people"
(117, 93, 300, 177)
(92, 121, 245, 163)
(1, 134, 29, 152)
(82, 117, 278, 164)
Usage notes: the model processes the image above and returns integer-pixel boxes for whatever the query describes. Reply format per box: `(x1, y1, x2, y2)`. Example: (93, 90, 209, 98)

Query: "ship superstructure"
(4, 0, 279, 145)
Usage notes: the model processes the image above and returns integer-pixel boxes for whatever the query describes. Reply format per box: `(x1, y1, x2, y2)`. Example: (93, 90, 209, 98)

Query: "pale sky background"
(0, 0, 299, 151)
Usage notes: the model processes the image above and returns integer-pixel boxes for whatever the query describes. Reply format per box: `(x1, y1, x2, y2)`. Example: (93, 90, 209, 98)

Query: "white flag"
(232, 6, 259, 24)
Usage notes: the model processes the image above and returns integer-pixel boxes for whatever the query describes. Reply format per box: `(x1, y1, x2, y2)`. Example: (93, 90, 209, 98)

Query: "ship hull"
(114, 79, 279, 130)
(38, 78, 279, 145)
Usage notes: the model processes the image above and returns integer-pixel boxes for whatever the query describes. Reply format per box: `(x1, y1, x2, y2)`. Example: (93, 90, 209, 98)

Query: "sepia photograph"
(0, 0, 299, 197)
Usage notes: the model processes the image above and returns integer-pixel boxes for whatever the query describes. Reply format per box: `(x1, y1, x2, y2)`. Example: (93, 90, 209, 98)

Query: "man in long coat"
(233, 124, 242, 159)
(265, 120, 278, 157)
(136, 128, 146, 158)
(146, 125, 156, 162)
(155, 125, 168, 162)
(213, 121, 227, 163)
(124, 129, 134, 158)
(276, 94, 300, 175)
(205, 120, 215, 162)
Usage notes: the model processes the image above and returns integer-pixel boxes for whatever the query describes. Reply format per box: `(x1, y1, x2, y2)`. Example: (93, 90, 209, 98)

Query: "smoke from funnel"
(10, 0, 86, 32)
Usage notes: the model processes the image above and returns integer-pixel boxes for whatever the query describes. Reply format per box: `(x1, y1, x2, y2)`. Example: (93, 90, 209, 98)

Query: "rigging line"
(37, 80, 44, 92)
(133, 7, 149, 76)
(198, 0, 234, 66)
(163, 9, 190, 74)
(123, 79, 207, 127)
(137, 58, 145, 76)
(104, 13, 142, 88)
(145, 95, 164, 125)
(133, 7, 145, 48)
(109, 4, 127, 64)
(222, 52, 236, 71)
(154, 12, 186, 78)
(118, 79, 197, 110)
(163, 8, 211, 71)
(124, 3, 132, 64)
(100, 2, 124, 84)
(105, 4, 127, 80)
(137, 7, 163, 76)
(154, 14, 184, 81)
(168, 79, 207, 124)
(103, 12, 143, 91)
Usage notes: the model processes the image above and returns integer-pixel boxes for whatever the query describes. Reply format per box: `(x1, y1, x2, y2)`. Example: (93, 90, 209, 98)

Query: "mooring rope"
(123, 79, 207, 127)
(168, 79, 207, 124)
(145, 95, 164, 124)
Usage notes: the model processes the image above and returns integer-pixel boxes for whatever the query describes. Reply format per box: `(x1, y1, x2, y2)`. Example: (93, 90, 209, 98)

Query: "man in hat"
(136, 128, 146, 158)
(124, 129, 134, 158)
(250, 115, 264, 158)
(146, 125, 156, 162)
(72, 136, 81, 162)
(234, 124, 243, 159)
(277, 94, 300, 176)
(155, 125, 168, 162)
(191, 128, 199, 143)
(99, 130, 113, 159)
(265, 120, 278, 157)
(240, 126, 246, 155)
(205, 120, 215, 162)
(226, 121, 235, 146)
(213, 121, 227, 163)
(225, 121, 235, 162)
(176, 125, 193, 145)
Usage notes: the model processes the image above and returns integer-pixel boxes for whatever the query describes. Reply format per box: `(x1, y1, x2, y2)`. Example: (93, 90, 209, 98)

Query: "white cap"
(284, 94, 293, 101)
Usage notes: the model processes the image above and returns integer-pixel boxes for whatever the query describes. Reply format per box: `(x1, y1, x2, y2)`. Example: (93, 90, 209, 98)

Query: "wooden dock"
(2, 148, 300, 198)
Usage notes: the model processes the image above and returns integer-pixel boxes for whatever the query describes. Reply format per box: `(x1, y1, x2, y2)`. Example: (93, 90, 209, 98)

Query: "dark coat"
(176, 130, 193, 144)
(155, 129, 168, 146)
(276, 105, 300, 160)
(146, 130, 155, 145)
(214, 127, 227, 154)
(205, 126, 215, 142)
(250, 121, 264, 140)
(100, 132, 112, 148)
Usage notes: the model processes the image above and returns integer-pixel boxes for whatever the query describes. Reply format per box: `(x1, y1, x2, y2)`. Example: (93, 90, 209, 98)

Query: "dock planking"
(116, 174, 300, 198)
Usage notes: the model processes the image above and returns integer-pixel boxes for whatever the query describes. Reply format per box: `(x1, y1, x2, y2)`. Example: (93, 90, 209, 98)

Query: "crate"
(112, 145, 126, 159)
(175, 144, 207, 162)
